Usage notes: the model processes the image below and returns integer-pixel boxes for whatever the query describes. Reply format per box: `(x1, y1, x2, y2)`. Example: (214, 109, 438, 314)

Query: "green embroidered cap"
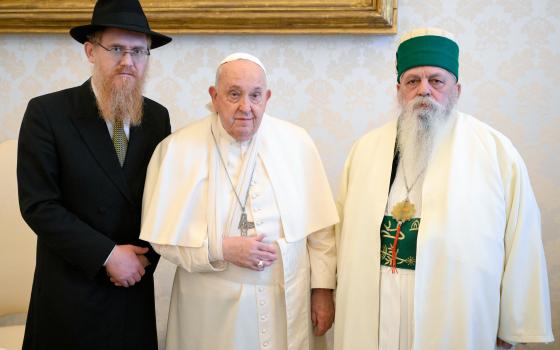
(396, 28, 459, 83)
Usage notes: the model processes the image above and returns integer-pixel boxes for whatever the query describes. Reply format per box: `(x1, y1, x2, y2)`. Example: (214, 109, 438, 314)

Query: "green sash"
(380, 216, 420, 270)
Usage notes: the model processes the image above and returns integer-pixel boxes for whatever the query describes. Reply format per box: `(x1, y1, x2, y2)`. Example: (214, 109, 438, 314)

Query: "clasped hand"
(106, 244, 151, 287)
(222, 234, 277, 271)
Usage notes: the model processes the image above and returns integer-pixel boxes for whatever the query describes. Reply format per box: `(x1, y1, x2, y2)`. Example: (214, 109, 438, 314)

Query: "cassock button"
(259, 300, 265, 306)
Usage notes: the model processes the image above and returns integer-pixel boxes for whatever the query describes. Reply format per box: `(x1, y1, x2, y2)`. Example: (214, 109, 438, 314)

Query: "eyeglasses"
(95, 42, 150, 61)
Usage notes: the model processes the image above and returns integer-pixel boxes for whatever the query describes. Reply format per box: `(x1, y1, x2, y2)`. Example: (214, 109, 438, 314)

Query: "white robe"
(334, 112, 553, 350)
(141, 114, 338, 350)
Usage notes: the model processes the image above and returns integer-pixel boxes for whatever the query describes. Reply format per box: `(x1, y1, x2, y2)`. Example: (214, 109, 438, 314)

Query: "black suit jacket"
(17, 80, 171, 350)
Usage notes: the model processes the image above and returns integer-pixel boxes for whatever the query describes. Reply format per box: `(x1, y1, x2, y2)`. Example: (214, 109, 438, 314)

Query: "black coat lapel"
(125, 123, 142, 171)
(70, 80, 133, 203)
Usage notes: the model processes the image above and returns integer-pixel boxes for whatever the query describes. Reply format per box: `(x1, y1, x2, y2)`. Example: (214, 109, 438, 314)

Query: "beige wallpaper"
(0, 0, 558, 348)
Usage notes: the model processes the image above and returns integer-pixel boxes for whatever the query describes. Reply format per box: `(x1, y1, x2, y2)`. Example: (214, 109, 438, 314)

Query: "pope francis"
(140, 53, 338, 350)
(334, 28, 554, 350)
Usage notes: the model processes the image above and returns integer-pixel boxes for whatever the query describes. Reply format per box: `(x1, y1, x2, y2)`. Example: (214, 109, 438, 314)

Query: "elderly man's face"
(85, 28, 150, 90)
(397, 66, 461, 109)
(209, 60, 271, 141)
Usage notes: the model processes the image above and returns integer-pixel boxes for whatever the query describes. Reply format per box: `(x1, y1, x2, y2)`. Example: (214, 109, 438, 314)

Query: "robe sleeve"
(497, 147, 553, 343)
(151, 240, 226, 273)
(308, 226, 336, 289)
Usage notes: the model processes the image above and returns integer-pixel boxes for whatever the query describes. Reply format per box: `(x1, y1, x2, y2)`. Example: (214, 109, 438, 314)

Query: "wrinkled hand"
(222, 234, 277, 271)
(311, 288, 335, 336)
(106, 245, 149, 287)
(496, 338, 513, 349)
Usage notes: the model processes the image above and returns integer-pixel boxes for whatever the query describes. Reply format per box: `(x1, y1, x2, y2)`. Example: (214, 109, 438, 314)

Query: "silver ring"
(257, 260, 264, 269)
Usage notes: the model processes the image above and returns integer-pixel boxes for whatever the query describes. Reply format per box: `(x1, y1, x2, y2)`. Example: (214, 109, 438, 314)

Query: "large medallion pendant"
(238, 212, 255, 236)
(391, 199, 416, 222)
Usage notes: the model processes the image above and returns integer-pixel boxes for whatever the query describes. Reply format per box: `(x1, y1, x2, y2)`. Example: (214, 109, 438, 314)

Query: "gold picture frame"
(0, 0, 397, 34)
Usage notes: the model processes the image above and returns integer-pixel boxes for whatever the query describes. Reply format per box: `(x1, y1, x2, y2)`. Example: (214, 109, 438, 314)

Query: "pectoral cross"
(238, 212, 255, 236)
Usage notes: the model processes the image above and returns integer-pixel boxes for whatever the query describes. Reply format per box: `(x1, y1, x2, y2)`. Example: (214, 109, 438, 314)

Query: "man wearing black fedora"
(17, 0, 171, 348)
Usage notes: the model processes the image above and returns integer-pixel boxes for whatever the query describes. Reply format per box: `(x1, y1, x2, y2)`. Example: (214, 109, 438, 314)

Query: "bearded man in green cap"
(333, 28, 553, 350)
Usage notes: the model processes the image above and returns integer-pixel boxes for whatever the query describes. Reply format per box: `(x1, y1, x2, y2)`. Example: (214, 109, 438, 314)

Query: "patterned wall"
(0, 0, 558, 348)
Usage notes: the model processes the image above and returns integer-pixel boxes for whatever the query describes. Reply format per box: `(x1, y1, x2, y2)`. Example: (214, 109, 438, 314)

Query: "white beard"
(396, 92, 457, 179)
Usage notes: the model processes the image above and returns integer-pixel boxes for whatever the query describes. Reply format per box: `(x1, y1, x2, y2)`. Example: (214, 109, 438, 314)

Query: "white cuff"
(103, 245, 116, 266)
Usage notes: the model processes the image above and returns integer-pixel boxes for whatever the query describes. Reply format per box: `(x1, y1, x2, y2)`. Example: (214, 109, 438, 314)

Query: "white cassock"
(141, 113, 338, 350)
(334, 112, 554, 350)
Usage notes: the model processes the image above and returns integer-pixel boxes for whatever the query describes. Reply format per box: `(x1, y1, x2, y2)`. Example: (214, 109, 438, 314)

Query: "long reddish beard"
(92, 63, 147, 126)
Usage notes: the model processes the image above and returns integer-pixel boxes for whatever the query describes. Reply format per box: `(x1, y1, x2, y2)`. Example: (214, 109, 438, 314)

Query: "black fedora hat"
(70, 0, 171, 49)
